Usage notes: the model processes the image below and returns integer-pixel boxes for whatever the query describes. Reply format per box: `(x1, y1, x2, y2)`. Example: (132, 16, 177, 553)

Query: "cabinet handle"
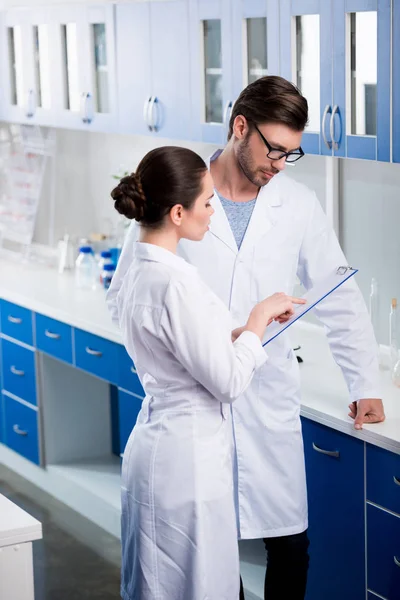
(85, 346, 102, 357)
(149, 96, 160, 132)
(10, 365, 25, 377)
(394, 556, 400, 568)
(45, 329, 61, 340)
(312, 442, 339, 458)
(394, 476, 400, 486)
(26, 89, 36, 118)
(8, 315, 22, 324)
(330, 105, 341, 151)
(143, 96, 152, 131)
(13, 424, 28, 436)
(130, 365, 137, 374)
(81, 92, 93, 124)
(321, 104, 332, 149)
(223, 100, 233, 128)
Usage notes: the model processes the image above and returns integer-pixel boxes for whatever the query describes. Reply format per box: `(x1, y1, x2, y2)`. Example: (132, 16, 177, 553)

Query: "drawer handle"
(312, 442, 340, 459)
(130, 366, 137, 374)
(45, 329, 61, 340)
(13, 424, 28, 436)
(8, 315, 22, 324)
(10, 365, 25, 377)
(395, 556, 400, 568)
(85, 346, 103, 357)
(394, 477, 400, 487)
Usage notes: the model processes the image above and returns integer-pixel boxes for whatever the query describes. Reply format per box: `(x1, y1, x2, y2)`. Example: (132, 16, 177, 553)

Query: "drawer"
(0, 300, 33, 346)
(35, 313, 73, 364)
(74, 329, 118, 384)
(367, 444, 400, 515)
(118, 389, 142, 454)
(367, 504, 400, 600)
(1, 339, 37, 405)
(2, 393, 40, 464)
(117, 345, 145, 397)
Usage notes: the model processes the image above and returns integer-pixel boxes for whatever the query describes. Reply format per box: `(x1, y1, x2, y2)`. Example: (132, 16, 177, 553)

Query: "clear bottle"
(389, 298, 398, 370)
(75, 246, 97, 290)
(101, 263, 115, 290)
(392, 357, 400, 388)
(369, 278, 379, 336)
(98, 250, 113, 284)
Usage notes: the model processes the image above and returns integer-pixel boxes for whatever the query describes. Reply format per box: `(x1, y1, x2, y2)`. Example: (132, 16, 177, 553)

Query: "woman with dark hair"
(111, 146, 304, 600)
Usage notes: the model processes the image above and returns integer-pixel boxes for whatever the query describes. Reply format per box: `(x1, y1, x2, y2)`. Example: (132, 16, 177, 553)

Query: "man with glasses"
(107, 76, 384, 600)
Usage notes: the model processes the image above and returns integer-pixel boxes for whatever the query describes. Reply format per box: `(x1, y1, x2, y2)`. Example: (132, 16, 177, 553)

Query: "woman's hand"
(245, 293, 306, 341)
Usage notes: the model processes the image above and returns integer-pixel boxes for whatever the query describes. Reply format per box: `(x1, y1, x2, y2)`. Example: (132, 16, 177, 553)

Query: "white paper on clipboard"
(262, 266, 358, 347)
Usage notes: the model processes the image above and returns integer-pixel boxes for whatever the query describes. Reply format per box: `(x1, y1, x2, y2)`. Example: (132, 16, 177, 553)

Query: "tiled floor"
(0, 465, 121, 600)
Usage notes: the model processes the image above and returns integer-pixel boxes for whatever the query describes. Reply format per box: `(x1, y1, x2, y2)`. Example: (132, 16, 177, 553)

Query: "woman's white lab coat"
(117, 242, 266, 600)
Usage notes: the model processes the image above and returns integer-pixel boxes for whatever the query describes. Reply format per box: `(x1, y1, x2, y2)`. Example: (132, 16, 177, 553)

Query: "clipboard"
(262, 266, 358, 347)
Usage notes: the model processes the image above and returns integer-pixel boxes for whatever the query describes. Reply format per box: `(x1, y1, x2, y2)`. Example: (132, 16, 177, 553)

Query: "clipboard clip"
(336, 265, 355, 276)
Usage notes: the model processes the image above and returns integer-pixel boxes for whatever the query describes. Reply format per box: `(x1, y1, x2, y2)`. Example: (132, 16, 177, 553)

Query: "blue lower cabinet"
(118, 389, 143, 455)
(0, 299, 33, 346)
(74, 329, 119, 384)
(1, 339, 37, 405)
(302, 418, 365, 600)
(368, 594, 389, 600)
(35, 313, 73, 364)
(367, 444, 400, 516)
(3, 393, 40, 465)
(117, 345, 144, 396)
(367, 504, 400, 600)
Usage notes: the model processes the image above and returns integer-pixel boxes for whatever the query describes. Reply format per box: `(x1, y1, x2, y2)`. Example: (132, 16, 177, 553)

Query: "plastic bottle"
(98, 250, 113, 284)
(75, 246, 97, 290)
(389, 298, 398, 371)
(101, 263, 115, 290)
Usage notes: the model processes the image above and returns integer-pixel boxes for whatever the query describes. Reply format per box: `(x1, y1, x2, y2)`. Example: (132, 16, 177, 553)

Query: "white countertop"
(1, 258, 399, 453)
(0, 493, 42, 547)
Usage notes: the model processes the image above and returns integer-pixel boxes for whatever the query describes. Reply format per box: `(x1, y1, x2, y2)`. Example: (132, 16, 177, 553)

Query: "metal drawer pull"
(10, 366, 25, 376)
(312, 442, 340, 458)
(85, 347, 103, 357)
(8, 315, 22, 324)
(13, 424, 27, 436)
(45, 330, 61, 340)
(394, 556, 400, 568)
(394, 476, 400, 486)
(130, 366, 137, 374)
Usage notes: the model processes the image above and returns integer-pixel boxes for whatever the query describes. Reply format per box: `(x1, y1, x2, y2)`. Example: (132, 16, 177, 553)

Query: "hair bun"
(110, 172, 146, 221)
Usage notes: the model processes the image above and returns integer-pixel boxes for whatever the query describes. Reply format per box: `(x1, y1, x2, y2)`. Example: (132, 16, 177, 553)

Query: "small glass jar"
(101, 263, 115, 290)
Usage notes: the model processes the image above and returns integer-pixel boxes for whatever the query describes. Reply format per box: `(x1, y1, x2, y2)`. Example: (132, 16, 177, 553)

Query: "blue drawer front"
(119, 389, 142, 454)
(367, 444, 400, 516)
(367, 504, 400, 600)
(3, 394, 39, 464)
(35, 313, 73, 364)
(75, 329, 118, 384)
(1, 339, 37, 405)
(117, 345, 145, 397)
(0, 300, 33, 346)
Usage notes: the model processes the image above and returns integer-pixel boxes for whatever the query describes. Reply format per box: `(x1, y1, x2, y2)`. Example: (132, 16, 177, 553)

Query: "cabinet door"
(231, 0, 280, 100)
(52, 3, 117, 132)
(392, 0, 400, 163)
(302, 418, 365, 600)
(332, 0, 390, 160)
(189, 0, 233, 144)
(280, 0, 333, 156)
(367, 504, 400, 600)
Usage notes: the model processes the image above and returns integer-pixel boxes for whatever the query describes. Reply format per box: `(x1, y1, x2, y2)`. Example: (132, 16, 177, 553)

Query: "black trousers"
(239, 530, 310, 600)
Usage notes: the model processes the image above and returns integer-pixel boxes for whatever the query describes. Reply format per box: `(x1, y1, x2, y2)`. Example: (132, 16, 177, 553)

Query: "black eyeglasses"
(253, 124, 304, 164)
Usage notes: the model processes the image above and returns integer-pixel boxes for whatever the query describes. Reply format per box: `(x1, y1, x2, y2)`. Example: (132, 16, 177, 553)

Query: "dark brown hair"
(111, 147, 207, 227)
(228, 76, 308, 140)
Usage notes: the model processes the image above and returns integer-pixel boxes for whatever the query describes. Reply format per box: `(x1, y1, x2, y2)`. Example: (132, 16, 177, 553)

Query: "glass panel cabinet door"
(332, 0, 390, 160)
(280, 0, 333, 156)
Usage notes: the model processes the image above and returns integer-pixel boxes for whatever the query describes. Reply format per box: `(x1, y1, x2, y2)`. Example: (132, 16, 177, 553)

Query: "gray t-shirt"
(217, 192, 257, 250)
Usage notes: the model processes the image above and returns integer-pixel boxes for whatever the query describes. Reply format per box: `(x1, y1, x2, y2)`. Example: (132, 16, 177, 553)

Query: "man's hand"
(348, 399, 385, 430)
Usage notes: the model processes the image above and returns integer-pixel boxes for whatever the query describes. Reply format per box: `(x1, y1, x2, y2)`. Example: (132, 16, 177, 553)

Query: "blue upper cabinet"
(231, 0, 280, 101)
(393, 0, 400, 163)
(116, 1, 191, 140)
(189, 0, 234, 144)
(280, 0, 390, 161)
(331, 0, 390, 161)
(280, 0, 333, 156)
(50, 3, 117, 132)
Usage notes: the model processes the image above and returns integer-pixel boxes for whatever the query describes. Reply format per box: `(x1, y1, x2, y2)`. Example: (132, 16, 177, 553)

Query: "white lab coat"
(117, 242, 267, 600)
(108, 155, 381, 540)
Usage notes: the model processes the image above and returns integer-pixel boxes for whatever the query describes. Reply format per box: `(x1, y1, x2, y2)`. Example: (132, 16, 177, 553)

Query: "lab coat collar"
(135, 242, 197, 275)
(206, 150, 283, 254)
